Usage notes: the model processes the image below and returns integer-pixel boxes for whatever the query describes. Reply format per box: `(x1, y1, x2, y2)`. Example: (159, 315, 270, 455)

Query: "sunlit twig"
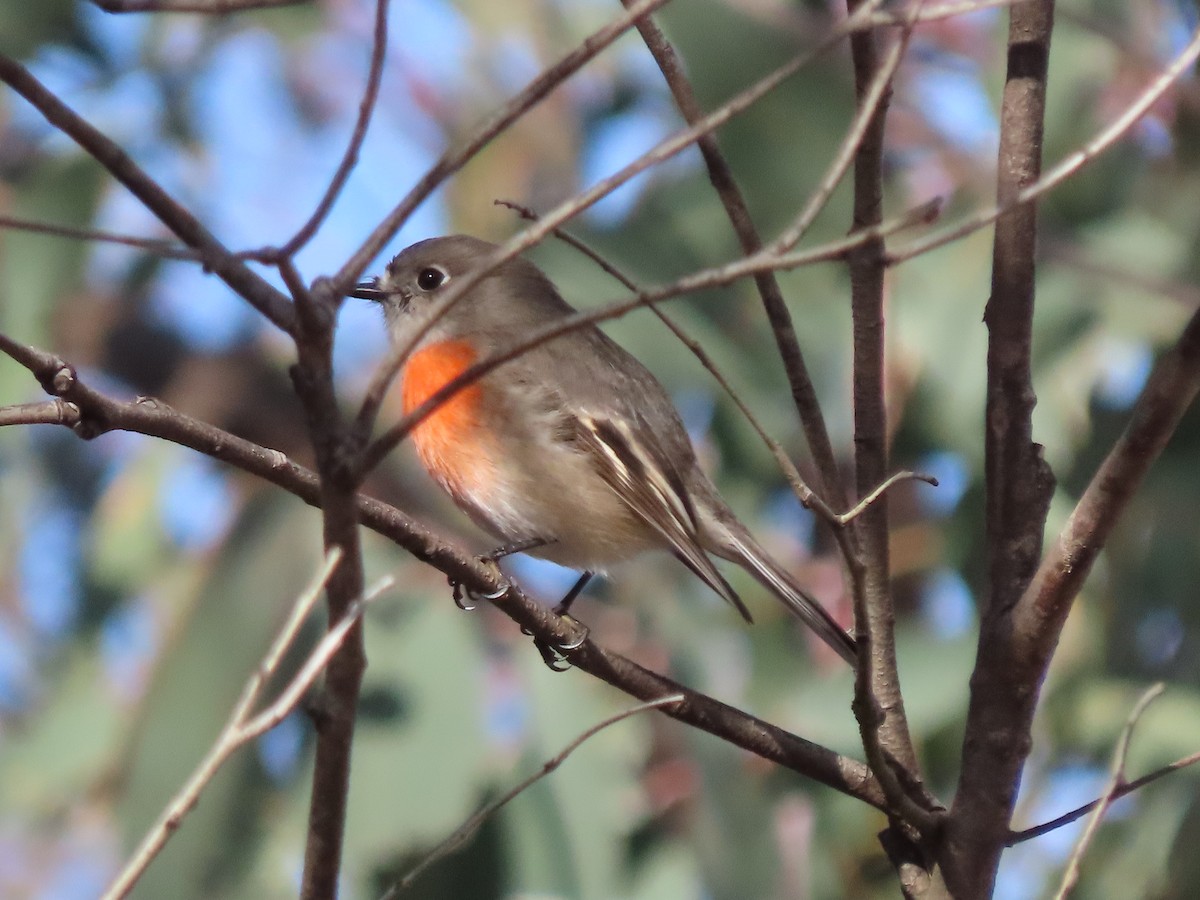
(100, 552, 390, 900)
(381, 694, 684, 897)
(1051, 684, 1165, 899)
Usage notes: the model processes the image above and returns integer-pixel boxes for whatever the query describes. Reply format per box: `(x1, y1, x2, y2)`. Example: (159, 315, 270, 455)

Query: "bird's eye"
(416, 267, 447, 291)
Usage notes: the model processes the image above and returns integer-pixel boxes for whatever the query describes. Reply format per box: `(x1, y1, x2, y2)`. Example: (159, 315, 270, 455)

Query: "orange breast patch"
(402, 340, 493, 499)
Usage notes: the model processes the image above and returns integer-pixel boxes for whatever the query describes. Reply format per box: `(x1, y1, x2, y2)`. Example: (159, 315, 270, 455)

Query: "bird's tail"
(713, 530, 857, 665)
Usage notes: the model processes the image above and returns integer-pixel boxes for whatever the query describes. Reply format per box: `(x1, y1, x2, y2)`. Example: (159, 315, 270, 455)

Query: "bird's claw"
(535, 640, 574, 672)
(448, 557, 511, 611)
(450, 581, 477, 611)
(531, 613, 589, 672)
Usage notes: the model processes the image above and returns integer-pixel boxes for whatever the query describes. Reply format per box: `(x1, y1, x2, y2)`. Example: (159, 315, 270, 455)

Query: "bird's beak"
(350, 279, 386, 302)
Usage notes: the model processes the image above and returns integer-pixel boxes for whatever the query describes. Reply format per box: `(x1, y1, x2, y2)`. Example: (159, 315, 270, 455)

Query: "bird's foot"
(521, 572, 594, 671)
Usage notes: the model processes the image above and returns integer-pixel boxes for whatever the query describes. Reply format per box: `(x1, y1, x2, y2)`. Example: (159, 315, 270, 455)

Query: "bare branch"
(241, 582, 391, 740)
(927, 16, 1200, 897)
(1019, 301, 1200, 657)
(731, 0, 1028, 35)
(942, 1, 1059, 892)
(840, 0, 941, 837)
(288, 290, 370, 900)
(0, 54, 296, 333)
(872, 0, 1030, 24)
(382, 694, 685, 898)
(771, 3, 911, 255)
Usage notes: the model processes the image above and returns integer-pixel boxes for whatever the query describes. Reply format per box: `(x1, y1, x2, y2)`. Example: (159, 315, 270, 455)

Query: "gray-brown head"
(352, 235, 575, 349)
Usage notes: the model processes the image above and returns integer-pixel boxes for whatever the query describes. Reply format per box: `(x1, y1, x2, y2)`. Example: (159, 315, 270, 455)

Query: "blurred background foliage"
(0, 0, 1199, 897)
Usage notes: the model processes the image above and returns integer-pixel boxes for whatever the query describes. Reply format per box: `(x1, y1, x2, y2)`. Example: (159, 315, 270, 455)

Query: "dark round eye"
(416, 267, 447, 291)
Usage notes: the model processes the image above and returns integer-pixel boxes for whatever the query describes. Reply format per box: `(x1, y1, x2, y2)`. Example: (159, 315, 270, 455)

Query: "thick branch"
(289, 283, 368, 899)
(842, 0, 938, 839)
(942, 4, 1057, 897)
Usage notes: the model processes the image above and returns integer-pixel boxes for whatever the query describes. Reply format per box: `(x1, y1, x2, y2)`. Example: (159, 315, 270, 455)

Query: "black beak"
(350, 279, 386, 302)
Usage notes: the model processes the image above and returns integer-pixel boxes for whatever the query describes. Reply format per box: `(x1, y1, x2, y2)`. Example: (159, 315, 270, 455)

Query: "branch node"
(46, 362, 76, 397)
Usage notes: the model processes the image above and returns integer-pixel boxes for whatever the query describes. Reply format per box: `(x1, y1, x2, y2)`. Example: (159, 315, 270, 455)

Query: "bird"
(353, 234, 856, 665)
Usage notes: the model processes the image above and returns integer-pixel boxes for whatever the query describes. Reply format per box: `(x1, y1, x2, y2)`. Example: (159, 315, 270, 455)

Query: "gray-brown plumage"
(360, 235, 856, 664)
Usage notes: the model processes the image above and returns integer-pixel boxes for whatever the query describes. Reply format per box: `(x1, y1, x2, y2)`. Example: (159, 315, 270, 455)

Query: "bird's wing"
(572, 411, 753, 622)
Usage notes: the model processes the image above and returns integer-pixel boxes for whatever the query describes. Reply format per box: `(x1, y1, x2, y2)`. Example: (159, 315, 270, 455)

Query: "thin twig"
(871, 0, 1030, 24)
(1052, 683, 1165, 899)
(0, 53, 295, 333)
(1009, 737, 1200, 846)
(0, 215, 199, 260)
(382, 694, 684, 897)
(268, 0, 389, 260)
(733, 0, 1026, 36)
(0, 399, 80, 427)
(888, 21, 1200, 266)
(92, 0, 304, 12)
(771, 3, 912, 254)
(835, 471, 939, 525)
(101, 553, 388, 900)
